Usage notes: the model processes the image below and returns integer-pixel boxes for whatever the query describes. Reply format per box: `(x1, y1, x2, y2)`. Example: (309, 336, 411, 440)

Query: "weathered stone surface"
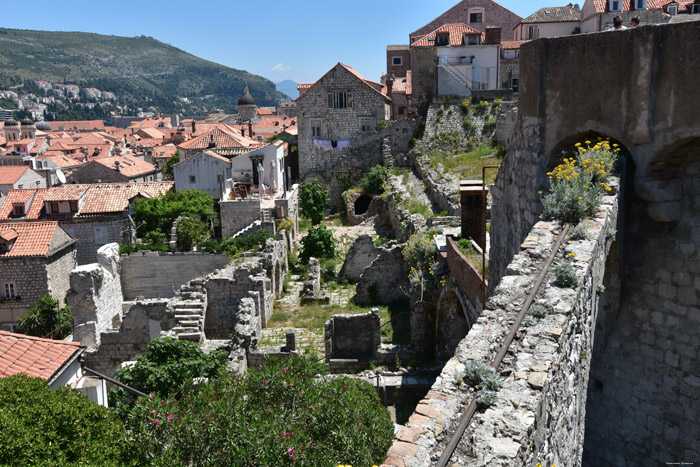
(338, 235, 381, 282)
(353, 244, 410, 305)
(324, 308, 380, 361)
(301, 257, 321, 301)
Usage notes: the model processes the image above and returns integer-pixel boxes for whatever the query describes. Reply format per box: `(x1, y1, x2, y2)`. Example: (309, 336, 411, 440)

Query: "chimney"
(114, 160, 121, 172)
(241, 126, 245, 137)
(460, 181, 489, 250)
(191, 120, 196, 134)
(248, 122, 253, 139)
(485, 27, 502, 45)
(208, 134, 216, 148)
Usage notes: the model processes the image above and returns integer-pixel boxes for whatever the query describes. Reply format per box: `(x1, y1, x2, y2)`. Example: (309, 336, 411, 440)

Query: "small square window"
(668, 4, 678, 14)
(398, 106, 406, 115)
(311, 120, 322, 138)
(693, 4, 700, 13)
(360, 118, 375, 133)
(69, 201, 78, 212)
(2, 323, 18, 333)
(50, 201, 60, 213)
(470, 12, 483, 23)
(189, 175, 196, 184)
(392, 56, 402, 66)
(12, 205, 24, 217)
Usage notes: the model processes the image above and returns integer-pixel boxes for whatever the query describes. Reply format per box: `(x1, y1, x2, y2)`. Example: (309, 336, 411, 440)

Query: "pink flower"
(152, 410, 157, 414)
(152, 420, 159, 426)
(344, 385, 348, 389)
(264, 379, 268, 383)
(288, 448, 293, 453)
(289, 382, 293, 387)
(291, 454, 295, 460)
(167, 413, 174, 421)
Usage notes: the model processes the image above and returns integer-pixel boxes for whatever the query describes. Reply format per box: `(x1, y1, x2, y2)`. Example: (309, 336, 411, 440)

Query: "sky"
(1, 1, 565, 85)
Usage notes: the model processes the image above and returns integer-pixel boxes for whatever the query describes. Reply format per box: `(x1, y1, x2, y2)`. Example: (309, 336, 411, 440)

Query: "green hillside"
(0, 28, 285, 113)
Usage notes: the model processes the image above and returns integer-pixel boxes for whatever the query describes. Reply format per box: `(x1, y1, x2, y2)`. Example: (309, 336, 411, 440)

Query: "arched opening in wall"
(583, 137, 700, 466)
(434, 288, 469, 358)
(547, 131, 629, 171)
(354, 195, 372, 215)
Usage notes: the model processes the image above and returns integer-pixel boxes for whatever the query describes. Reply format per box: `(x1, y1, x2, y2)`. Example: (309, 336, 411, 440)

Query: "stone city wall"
(382, 180, 619, 467)
(220, 198, 262, 237)
(324, 309, 380, 361)
(120, 251, 230, 300)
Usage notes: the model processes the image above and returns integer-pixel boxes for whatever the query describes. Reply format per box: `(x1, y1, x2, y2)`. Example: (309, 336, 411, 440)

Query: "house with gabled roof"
(411, 24, 503, 98)
(173, 149, 232, 200)
(66, 155, 161, 184)
(409, 0, 522, 43)
(514, 5, 582, 40)
(296, 62, 391, 178)
(579, 0, 696, 32)
(176, 125, 263, 160)
(0, 182, 174, 264)
(0, 165, 46, 200)
(0, 222, 77, 330)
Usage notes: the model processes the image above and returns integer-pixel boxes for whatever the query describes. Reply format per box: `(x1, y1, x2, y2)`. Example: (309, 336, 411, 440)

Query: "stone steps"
(176, 332, 201, 342)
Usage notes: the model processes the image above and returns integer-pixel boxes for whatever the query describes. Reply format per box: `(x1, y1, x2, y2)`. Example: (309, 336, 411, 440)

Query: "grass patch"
(406, 199, 431, 217)
(428, 144, 503, 183)
(457, 238, 488, 280)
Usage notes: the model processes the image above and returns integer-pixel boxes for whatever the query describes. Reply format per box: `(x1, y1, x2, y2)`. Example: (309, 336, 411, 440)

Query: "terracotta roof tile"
(0, 331, 82, 382)
(79, 182, 174, 215)
(0, 166, 29, 185)
(127, 117, 171, 130)
(48, 120, 105, 132)
(90, 156, 157, 178)
(0, 222, 62, 257)
(43, 184, 87, 202)
(521, 5, 582, 23)
(502, 40, 532, 49)
(411, 23, 485, 47)
(179, 127, 262, 150)
(590, 0, 674, 14)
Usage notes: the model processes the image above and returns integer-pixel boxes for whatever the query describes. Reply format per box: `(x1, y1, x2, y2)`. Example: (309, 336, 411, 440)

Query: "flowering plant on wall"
(541, 138, 619, 224)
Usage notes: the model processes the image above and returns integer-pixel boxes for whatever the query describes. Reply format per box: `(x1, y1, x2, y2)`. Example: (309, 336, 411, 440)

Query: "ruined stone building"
(0, 182, 173, 264)
(0, 221, 76, 331)
(296, 62, 391, 178)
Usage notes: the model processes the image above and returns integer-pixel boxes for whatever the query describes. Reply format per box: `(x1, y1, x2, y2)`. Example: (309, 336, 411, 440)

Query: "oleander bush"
(123, 356, 393, 466)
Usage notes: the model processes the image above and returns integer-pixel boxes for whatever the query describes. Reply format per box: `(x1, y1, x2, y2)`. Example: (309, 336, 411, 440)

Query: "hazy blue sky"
(2, 1, 564, 84)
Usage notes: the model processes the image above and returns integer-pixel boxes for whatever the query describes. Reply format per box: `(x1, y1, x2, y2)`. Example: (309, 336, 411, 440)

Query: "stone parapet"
(382, 180, 619, 466)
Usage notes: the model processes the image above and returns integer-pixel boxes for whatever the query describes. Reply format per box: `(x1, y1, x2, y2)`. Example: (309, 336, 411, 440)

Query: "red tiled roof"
(590, 0, 674, 14)
(0, 166, 29, 185)
(411, 23, 485, 47)
(92, 156, 157, 178)
(48, 120, 105, 132)
(0, 189, 36, 219)
(256, 108, 274, 116)
(502, 40, 532, 49)
(298, 63, 389, 100)
(153, 143, 178, 159)
(0, 330, 82, 382)
(0, 222, 63, 257)
(179, 126, 262, 150)
(79, 182, 174, 215)
(127, 117, 170, 130)
(43, 184, 86, 202)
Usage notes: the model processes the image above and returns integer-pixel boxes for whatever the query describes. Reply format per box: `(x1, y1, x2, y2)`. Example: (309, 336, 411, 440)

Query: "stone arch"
(434, 287, 470, 358)
(546, 131, 629, 171)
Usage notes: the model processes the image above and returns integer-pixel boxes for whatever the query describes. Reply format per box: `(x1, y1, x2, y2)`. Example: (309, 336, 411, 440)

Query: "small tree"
(0, 375, 126, 465)
(176, 215, 210, 251)
(361, 164, 388, 194)
(299, 180, 328, 225)
(109, 337, 229, 420)
(17, 294, 72, 339)
(300, 225, 336, 262)
(161, 149, 179, 180)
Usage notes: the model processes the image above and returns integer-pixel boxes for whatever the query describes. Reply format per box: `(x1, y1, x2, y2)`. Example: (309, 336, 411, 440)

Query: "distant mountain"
(0, 27, 287, 114)
(276, 80, 299, 100)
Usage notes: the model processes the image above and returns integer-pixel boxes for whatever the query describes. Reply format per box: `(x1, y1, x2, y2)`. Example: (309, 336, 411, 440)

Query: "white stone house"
(411, 24, 503, 98)
(228, 140, 287, 197)
(296, 63, 391, 178)
(173, 149, 232, 200)
(513, 5, 582, 40)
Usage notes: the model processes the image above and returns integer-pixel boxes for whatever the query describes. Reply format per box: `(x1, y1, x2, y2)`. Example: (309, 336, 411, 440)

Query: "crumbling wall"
(338, 235, 382, 282)
(66, 243, 123, 349)
(353, 243, 410, 305)
(301, 258, 321, 302)
(324, 309, 380, 361)
(381, 180, 619, 467)
(120, 251, 230, 300)
(203, 260, 271, 340)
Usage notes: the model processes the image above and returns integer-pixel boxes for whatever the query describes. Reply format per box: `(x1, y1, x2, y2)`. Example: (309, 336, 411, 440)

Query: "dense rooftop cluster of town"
(0, 0, 698, 465)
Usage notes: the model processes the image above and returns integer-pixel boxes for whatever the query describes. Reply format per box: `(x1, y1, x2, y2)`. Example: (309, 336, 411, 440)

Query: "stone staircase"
(232, 220, 262, 239)
(170, 279, 207, 342)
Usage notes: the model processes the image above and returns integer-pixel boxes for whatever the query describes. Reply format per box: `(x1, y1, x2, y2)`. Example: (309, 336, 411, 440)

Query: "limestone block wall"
(381, 182, 619, 467)
(120, 251, 230, 300)
(67, 243, 123, 349)
(324, 309, 380, 361)
(203, 260, 272, 341)
(46, 244, 78, 306)
(61, 218, 126, 265)
(0, 258, 51, 323)
(220, 198, 261, 237)
(488, 115, 546, 295)
(353, 243, 410, 306)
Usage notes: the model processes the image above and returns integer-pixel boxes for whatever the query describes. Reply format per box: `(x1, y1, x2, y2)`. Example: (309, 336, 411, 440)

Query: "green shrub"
(110, 337, 229, 420)
(361, 165, 388, 194)
(0, 375, 126, 465)
(477, 389, 498, 408)
(376, 119, 388, 131)
(530, 304, 549, 319)
(300, 180, 329, 225)
(17, 294, 72, 339)
(569, 221, 591, 240)
(374, 236, 390, 247)
(197, 238, 223, 253)
(406, 199, 431, 217)
(220, 228, 275, 256)
(132, 189, 215, 239)
(176, 215, 210, 251)
(402, 229, 441, 294)
(123, 356, 393, 466)
(460, 97, 472, 114)
(300, 225, 336, 262)
(553, 263, 578, 288)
